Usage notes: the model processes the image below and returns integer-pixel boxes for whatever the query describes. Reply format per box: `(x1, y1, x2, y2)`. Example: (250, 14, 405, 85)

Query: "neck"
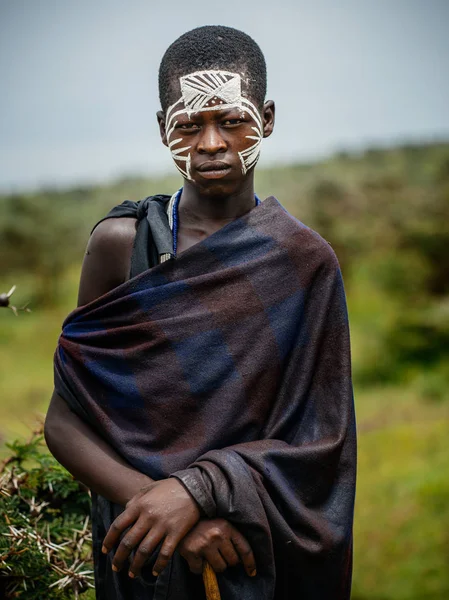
(179, 175, 256, 223)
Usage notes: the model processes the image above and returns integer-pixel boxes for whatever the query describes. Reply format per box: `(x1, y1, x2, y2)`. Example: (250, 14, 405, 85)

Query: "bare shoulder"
(77, 217, 137, 307)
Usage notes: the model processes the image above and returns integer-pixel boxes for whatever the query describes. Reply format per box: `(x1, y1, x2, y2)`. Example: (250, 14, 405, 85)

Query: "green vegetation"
(1, 141, 448, 598)
(0, 431, 93, 599)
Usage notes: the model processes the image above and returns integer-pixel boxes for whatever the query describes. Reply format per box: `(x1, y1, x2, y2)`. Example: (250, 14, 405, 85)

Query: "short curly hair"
(158, 25, 267, 113)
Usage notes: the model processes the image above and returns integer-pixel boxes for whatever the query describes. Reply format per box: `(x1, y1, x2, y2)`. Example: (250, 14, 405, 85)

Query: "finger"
(152, 536, 177, 577)
(182, 551, 204, 575)
(111, 520, 150, 573)
(232, 533, 256, 576)
(178, 540, 204, 575)
(102, 507, 139, 554)
(204, 548, 228, 573)
(128, 527, 165, 578)
(218, 539, 240, 568)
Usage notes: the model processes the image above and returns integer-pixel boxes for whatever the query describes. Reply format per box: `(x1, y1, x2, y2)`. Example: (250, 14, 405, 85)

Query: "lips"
(197, 161, 230, 172)
(196, 161, 232, 179)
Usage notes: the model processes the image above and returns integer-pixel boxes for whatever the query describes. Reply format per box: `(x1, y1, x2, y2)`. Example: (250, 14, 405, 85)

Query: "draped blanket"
(54, 196, 356, 600)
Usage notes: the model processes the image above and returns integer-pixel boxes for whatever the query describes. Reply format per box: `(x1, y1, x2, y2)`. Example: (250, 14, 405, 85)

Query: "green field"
(1, 142, 449, 598)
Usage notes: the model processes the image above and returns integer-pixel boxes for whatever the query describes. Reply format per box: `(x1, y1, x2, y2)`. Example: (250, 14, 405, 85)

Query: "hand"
(178, 518, 257, 577)
(102, 478, 201, 578)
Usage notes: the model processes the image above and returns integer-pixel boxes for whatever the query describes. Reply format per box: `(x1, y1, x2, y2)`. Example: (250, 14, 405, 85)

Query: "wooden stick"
(202, 561, 221, 600)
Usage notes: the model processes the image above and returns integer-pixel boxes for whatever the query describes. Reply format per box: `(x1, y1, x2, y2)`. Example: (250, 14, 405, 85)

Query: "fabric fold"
(54, 196, 356, 599)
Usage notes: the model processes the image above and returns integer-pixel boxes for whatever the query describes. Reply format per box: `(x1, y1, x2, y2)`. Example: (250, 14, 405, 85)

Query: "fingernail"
(101, 545, 108, 554)
(250, 569, 257, 577)
(112, 565, 118, 572)
(152, 570, 159, 577)
(129, 572, 135, 579)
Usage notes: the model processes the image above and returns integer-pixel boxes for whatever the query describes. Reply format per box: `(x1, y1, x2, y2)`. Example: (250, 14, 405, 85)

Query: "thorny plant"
(0, 428, 93, 599)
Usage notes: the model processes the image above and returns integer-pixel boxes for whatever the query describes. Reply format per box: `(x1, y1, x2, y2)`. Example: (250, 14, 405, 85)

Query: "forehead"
(167, 69, 252, 115)
(179, 70, 243, 112)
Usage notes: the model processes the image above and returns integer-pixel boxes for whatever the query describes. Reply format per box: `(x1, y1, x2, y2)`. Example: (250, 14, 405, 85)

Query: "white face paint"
(164, 70, 264, 180)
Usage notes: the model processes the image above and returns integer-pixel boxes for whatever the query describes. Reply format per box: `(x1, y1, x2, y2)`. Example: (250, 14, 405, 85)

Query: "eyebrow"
(182, 106, 245, 120)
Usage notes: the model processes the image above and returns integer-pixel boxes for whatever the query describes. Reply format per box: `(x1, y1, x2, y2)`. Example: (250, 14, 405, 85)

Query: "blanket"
(54, 196, 356, 600)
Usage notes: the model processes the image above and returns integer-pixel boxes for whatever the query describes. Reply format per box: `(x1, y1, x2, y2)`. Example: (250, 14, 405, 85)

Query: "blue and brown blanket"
(54, 196, 356, 600)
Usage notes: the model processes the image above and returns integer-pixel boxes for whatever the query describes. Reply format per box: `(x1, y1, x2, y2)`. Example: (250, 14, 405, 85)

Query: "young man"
(45, 26, 356, 600)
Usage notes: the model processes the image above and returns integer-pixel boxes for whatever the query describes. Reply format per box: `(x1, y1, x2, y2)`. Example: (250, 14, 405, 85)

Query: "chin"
(196, 182, 232, 198)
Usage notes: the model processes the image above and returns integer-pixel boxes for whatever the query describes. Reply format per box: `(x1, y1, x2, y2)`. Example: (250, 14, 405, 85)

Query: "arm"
(45, 218, 152, 505)
(47, 216, 203, 575)
(50, 215, 251, 579)
(45, 390, 152, 505)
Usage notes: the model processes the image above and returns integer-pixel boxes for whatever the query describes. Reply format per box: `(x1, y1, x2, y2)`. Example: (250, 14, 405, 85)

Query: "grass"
(0, 267, 80, 443)
(353, 387, 449, 599)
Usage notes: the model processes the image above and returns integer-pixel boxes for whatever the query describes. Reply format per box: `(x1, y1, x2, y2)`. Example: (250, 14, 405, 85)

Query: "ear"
(262, 100, 275, 139)
(157, 110, 168, 147)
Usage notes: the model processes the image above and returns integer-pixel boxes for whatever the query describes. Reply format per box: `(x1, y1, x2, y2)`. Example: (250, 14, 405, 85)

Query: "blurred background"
(1, 1, 448, 598)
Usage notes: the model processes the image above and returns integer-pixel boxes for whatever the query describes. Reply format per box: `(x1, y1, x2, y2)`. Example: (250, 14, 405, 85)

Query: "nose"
(197, 123, 227, 155)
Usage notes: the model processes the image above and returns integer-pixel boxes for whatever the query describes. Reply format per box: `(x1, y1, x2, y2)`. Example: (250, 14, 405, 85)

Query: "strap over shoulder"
(91, 194, 172, 277)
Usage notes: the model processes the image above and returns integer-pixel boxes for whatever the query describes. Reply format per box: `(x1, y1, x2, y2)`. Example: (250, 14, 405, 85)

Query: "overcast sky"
(0, 0, 448, 192)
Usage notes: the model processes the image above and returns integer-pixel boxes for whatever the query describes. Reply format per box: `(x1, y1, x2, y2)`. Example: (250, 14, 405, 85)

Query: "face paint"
(165, 70, 263, 179)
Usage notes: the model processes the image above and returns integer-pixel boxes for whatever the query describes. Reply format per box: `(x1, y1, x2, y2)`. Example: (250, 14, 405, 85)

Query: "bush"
(0, 429, 93, 599)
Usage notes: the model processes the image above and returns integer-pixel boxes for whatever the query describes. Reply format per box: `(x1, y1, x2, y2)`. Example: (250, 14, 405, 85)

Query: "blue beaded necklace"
(171, 189, 261, 257)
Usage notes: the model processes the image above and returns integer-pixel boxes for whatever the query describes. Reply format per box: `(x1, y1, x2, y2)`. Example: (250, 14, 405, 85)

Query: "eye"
(176, 123, 200, 131)
(222, 118, 243, 127)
